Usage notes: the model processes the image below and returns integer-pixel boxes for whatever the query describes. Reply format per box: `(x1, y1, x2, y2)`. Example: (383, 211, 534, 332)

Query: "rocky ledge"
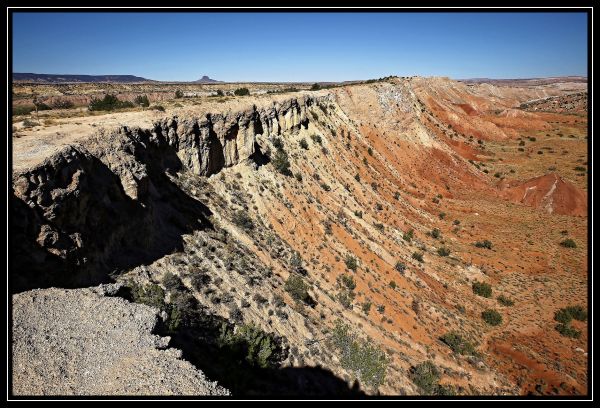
(12, 284, 229, 396)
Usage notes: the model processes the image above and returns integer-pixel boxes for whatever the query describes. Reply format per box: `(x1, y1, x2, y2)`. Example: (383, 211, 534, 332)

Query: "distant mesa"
(13, 73, 152, 83)
(193, 75, 222, 83)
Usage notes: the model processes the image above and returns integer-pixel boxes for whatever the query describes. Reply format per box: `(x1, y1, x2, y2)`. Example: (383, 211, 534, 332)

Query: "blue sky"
(12, 12, 588, 82)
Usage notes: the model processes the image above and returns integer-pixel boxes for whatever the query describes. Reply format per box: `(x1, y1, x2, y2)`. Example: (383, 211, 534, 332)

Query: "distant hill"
(13, 73, 153, 83)
(458, 76, 587, 86)
(193, 75, 222, 83)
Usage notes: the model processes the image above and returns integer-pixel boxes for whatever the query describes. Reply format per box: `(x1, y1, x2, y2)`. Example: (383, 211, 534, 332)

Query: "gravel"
(12, 284, 229, 396)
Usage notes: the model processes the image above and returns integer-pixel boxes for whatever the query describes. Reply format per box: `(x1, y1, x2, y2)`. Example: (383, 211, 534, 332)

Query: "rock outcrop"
(12, 284, 229, 396)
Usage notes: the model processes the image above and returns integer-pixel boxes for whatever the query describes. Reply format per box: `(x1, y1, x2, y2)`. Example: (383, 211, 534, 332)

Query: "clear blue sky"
(12, 12, 588, 82)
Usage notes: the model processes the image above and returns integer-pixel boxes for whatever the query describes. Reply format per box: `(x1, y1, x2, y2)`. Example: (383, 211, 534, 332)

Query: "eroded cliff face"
(11, 95, 325, 292)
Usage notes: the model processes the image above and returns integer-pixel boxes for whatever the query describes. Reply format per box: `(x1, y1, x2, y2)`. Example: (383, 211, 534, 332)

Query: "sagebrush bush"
(481, 309, 502, 326)
(472, 280, 492, 298)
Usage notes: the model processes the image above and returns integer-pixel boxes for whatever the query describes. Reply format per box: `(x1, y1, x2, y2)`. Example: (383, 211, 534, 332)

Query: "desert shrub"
(395, 261, 406, 274)
(272, 149, 292, 176)
(497, 295, 515, 306)
(311, 83, 321, 90)
(299, 138, 309, 150)
(12, 105, 35, 115)
(51, 100, 75, 109)
(320, 182, 331, 192)
(472, 280, 492, 298)
(336, 291, 354, 309)
(389, 281, 397, 289)
(438, 212, 446, 220)
(162, 272, 184, 292)
(560, 239, 577, 248)
(152, 105, 165, 112)
(294, 172, 303, 182)
(215, 89, 224, 96)
(367, 147, 373, 156)
(555, 323, 581, 339)
(362, 301, 372, 314)
(354, 173, 361, 182)
(89, 94, 134, 111)
(431, 228, 441, 239)
(218, 323, 284, 368)
(481, 309, 502, 326)
(134, 94, 150, 107)
(554, 305, 587, 324)
(289, 251, 304, 273)
(453, 219, 461, 225)
(474, 240, 493, 249)
(310, 134, 322, 144)
(340, 274, 356, 290)
(175, 89, 184, 98)
(272, 137, 284, 150)
(345, 255, 358, 272)
(330, 320, 388, 390)
(437, 247, 450, 257)
(403, 229, 414, 242)
(234, 87, 250, 96)
(529, 136, 536, 142)
(285, 275, 309, 303)
(232, 210, 254, 230)
(377, 304, 385, 313)
(440, 331, 476, 355)
(412, 252, 424, 263)
(409, 361, 441, 395)
(129, 282, 165, 310)
(22, 119, 40, 128)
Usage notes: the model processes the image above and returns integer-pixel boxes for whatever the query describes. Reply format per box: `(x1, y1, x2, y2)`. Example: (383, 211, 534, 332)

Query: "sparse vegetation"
(430, 228, 441, 239)
(437, 247, 450, 257)
(440, 331, 476, 355)
(284, 275, 309, 303)
(497, 295, 515, 306)
(299, 138, 309, 150)
(481, 309, 502, 326)
(412, 252, 424, 263)
(403, 229, 414, 242)
(472, 281, 492, 298)
(409, 361, 454, 395)
(395, 261, 406, 274)
(560, 239, 577, 248)
(89, 94, 134, 111)
(474, 240, 493, 249)
(232, 210, 254, 230)
(234, 87, 250, 96)
(345, 255, 358, 272)
(134, 94, 150, 107)
(330, 320, 388, 390)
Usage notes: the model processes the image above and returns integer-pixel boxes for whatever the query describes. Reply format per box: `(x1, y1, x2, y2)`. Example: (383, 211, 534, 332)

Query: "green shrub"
(175, 89, 184, 98)
(474, 240, 493, 249)
(412, 252, 424, 263)
(389, 281, 397, 289)
(367, 147, 373, 156)
(345, 255, 358, 272)
(234, 87, 250, 96)
(403, 229, 414, 242)
(89, 94, 134, 111)
(218, 323, 283, 368)
(51, 100, 75, 109)
(22, 119, 40, 128)
(560, 239, 577, 248)
(299, 138, 309, 150)
(129, 282, 166, 310)
(440, 331, 476, 355)
(395, 261, 406, 274)
(437, 247, 450, 257)
(472, 280, 492, 298)
(134, 94, 150, 107)
(555, 323, 581, 339)
(310, 134, 322, 144)
(320, 182, 331, 192)
(481, 309, 502, 326)
(232, 210, 254, 230)
(497, 295, 514, 306)
(162, 272, 184, 291)
(340, 274, 356, 290)
(12, 105, 35, 116)
(152, 105, 165, 112)
(554, 305, 587, 324)
(285, 275, 309, 303)
(362, 301, 372, 314)
(272, 149, 292, 176)
(409, 361, 441, 394)
(431, 228, 441, 239)
(311, 83, 321, 90)
(330, 320, 388, 390)
(438, 212, 446, 220)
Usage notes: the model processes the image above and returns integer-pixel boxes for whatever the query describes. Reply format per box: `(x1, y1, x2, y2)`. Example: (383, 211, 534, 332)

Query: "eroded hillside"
(11, 77, 588, 396)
